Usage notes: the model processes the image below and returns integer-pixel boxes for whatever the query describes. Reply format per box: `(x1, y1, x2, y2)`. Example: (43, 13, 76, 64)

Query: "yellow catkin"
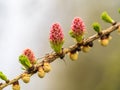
(38, 67, 46, 78)
(82, 46, 91, 53)
(21, 73, 30, 83)
(69, 51, 79, 61)
(43, 62, 51, 73)
(100, 39, 109, 46)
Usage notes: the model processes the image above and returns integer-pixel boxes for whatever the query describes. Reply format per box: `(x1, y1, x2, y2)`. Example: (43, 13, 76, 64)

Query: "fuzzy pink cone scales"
(69, 17, 86, 42)
(23, 49, 36, 64)
(49, 23, 64, 53)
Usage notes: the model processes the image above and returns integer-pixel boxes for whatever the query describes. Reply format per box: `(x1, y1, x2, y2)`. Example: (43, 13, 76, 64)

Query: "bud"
(92, 22, 101, 33)
(21, 73, 30, 83)
(99, 39, 109, 46)
(82, 46, 91, 53)
(19, 55, 32, 69)
(49, 23, 64, 53)
(23, 49, 36, 64)
(69, 17, 86, 42)
(101, 11, 115, 24)
(68, 51, 79, 61)
(12, 81, 20, 90)
(43, 62, 51, 73)
(0, 71, 8, 81)
(38, 67, 45, 78)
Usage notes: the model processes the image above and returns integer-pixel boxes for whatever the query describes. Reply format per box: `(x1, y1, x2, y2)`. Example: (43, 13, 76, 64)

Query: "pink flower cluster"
(71, 17, 85, 35)
(23, 49, 36, 64)
(49, 23, 64, 43)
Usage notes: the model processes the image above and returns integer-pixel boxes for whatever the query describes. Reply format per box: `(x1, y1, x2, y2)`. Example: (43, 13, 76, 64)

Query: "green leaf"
(50, 40, 64, 53)
(19, 55, 32, 69)
(69, 30, 76, 38)
(69, 30, 83, 42)
(92, 22, 101, 33)
(101, 11, 114, 24)
(75, 35, 83, 42)
(0, 71, 8, 81)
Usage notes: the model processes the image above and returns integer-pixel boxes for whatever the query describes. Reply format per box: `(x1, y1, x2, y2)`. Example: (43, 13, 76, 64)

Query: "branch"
(0, 22, 119, 90)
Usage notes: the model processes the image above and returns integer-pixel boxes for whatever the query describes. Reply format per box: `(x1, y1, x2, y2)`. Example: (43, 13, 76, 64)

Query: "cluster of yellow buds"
(38, 62, 51, 78)
(21, 73, 30, 83)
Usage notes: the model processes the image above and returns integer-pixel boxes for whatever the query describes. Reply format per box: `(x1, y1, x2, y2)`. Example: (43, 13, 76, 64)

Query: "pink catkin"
(71, 17, 85, 35)
(23, 49, 36, 64)
(49, 23, 64, 43)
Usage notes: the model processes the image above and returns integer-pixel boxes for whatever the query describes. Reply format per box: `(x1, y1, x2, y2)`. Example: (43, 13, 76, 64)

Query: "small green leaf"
(50, 40, 64, 53)
(19, 55, 32, 69)
(0, 71, 8, 81)
(69, 30, 83, 42)
(101, 11, 114, 24)
(69, 30, 76, 38)
(92, 22, 101, 33)
(75, 35, 83, 42)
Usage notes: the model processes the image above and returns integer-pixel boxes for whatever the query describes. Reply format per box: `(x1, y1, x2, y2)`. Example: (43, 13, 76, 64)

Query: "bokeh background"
(0, 0, 120, 90)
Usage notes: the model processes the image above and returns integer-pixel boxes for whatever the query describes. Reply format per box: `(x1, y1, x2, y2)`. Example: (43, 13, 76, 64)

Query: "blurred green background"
(0, 0, 120, 90)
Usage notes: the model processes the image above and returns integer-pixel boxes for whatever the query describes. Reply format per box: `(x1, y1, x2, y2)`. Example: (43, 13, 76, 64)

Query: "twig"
(0, 22, 120, 90)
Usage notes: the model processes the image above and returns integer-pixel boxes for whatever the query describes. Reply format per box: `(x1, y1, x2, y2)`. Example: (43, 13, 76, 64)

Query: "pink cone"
(49, 23, 64, 53)
(49, 23, 64, 43)
(23, 48, 36, 64)
(71, 17, 85, 35)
